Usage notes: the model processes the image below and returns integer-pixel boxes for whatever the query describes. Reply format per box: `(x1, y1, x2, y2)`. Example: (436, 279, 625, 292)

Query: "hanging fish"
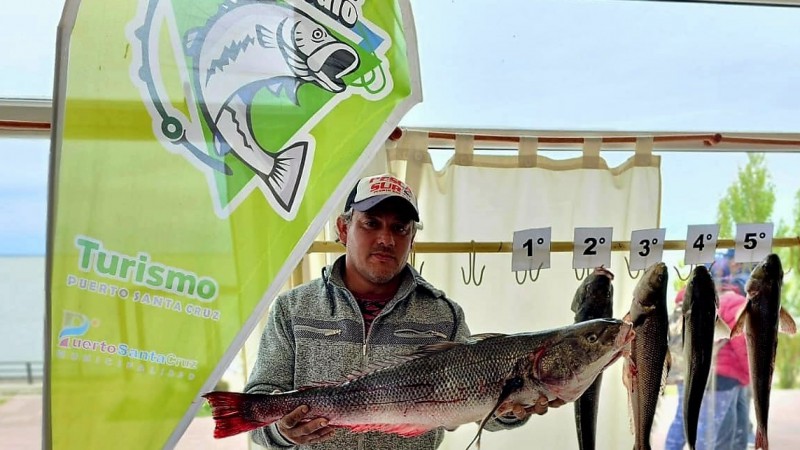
(204, 318, 634, 449)
(731, 253, 797, 450)
(623, 262, 670, 450)
(571, 267, 615, 450)
(681, 265, 730, 449)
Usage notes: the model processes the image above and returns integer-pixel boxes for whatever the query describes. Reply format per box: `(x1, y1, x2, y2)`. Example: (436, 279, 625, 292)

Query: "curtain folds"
(239, 128, 662, 449)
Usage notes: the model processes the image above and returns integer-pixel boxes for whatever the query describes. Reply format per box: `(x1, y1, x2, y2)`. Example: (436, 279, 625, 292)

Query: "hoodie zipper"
(340, 278, 414, 450)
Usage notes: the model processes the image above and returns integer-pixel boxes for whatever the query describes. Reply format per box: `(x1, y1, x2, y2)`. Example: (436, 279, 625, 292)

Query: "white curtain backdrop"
(234, 129, 662, 450)
(386, 130, 661, 450)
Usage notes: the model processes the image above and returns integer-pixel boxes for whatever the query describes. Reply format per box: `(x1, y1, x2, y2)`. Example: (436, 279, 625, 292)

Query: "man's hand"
(497, 395, 566, 420)
(275, 405, 336, 445)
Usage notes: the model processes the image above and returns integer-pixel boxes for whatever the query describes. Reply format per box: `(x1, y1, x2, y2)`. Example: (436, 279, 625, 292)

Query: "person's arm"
(244, 297, 297, 449)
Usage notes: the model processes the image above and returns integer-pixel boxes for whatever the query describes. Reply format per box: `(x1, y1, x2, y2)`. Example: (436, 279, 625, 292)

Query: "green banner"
(45, 0, 420, 448)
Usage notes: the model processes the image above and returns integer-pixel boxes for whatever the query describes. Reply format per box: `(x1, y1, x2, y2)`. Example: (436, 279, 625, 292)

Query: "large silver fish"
(185, 0, 360, 211)
(623, 262, 670, 450)
(731, 253, 797, 450)
(571, 267, 615, 450)
(681, 265, 729, 450)
(204, 318, 634, 449)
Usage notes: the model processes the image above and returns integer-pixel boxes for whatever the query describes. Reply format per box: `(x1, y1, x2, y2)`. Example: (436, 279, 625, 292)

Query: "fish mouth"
(594, 266, 615, 280)
(307, 42, 359, 92)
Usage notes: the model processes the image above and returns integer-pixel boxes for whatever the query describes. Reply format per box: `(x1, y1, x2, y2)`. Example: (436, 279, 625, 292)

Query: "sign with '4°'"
(684, 224, 720, 265)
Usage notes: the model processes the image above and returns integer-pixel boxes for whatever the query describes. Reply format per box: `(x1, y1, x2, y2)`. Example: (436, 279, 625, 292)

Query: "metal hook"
(460, 240, 485, 286)
(624, 257, 641, 279)
(785, 246, 795, 276)
(514, 263, 544, 285)
(674, 265, 692, 282)
(409, 251, 424, 276)
(514, 271, 529, 284)
(574, 268, 588, 281)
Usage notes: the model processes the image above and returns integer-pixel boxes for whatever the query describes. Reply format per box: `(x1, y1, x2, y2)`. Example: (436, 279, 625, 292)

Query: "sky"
(2, 0, 800, 257)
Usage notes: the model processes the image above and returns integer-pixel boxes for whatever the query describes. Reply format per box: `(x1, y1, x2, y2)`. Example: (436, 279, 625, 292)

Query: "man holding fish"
(236, 175, 568, 449)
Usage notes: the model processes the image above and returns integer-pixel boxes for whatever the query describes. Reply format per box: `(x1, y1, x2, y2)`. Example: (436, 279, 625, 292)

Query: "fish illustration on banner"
(129, 0, 394, 219)
(47, 0, 419, 449)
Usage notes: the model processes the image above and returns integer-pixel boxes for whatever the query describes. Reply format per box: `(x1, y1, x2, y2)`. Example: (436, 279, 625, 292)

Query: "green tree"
(717, 153, 775, 238)
(776, 191, 800, 389)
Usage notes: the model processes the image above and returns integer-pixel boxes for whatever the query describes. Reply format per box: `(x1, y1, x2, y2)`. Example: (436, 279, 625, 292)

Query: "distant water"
(0, 257, 45, 363)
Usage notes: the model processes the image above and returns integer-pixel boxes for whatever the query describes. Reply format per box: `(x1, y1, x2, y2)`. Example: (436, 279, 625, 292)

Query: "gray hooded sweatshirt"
(244, 256, 527, 449)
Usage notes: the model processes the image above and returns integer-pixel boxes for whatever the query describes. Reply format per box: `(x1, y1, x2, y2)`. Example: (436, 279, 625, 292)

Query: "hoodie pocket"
(393, 328, 448, 340)
(295, 324, 342, 337)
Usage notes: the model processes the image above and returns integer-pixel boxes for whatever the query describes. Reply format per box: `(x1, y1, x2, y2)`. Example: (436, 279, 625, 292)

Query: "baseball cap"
(343, 174, 420, 222)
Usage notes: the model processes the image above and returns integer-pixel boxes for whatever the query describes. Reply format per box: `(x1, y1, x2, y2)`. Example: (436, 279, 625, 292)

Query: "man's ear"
(336, 216, 348, 245)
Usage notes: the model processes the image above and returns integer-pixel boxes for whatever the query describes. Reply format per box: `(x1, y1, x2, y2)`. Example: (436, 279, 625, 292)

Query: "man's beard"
(362, 265, 400, 284)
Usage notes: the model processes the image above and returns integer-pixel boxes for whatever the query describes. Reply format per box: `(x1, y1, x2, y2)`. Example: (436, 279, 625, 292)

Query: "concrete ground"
(650, 387, 800, 450)
(2, 384, 799, 449)
(0, 383, 245, 450)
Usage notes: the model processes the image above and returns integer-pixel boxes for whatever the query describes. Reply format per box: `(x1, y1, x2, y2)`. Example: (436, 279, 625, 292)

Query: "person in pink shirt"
(694, 251, 752, 450)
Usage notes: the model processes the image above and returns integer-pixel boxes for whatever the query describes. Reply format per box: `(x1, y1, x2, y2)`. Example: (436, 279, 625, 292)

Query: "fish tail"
(203, 391, 271, 439)
(755, 427, 768, 450)
(257, 141, 308, 213)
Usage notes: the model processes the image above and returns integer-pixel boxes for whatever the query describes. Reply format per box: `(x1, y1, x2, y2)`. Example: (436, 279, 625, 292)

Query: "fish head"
(633, 262, 668, 306)
(571, 267, 614, 314)
(683, 264, 716, 310)
(628, 263, 668, 326)
(745, 253, 783, 300)
(532, 318, 634, 402)
(278, 15, 360, 93)
(584, 267, 614, 298)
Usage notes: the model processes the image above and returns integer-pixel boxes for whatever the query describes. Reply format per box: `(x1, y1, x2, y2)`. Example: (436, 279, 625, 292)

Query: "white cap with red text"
(343, 174, 419, 222)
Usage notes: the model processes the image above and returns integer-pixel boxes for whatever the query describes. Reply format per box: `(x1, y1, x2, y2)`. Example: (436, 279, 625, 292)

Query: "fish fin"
(755, 427, 768, 450)
(659, 352, 671, 397)
(202, 391, 271, 438)
(410, 341, 463, 356)
(345, 423, 432, 437)
(256, 141, 308, 213)
(183, 27, 204, 56)
(320, 342, 464, 385)
(213, 133, 232, 157)
(465, 333, 507, 344)
(466, 377, 524, 450)
(623, 312, 631, 323)
(265, 77, 302, 105)
(255, 24, 276, 48)
(779, 306, 797, 335)
(622, 358, 636, 435)
(714, 316, 732, 342)
(681, 315, 686, 350)
(356, 352, 439, 377)
(730, 302, 750, 338)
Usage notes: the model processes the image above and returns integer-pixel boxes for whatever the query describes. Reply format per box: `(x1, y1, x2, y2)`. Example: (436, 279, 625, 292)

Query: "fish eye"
(311, 28, 326, 42)
(586, 333, 597, 343)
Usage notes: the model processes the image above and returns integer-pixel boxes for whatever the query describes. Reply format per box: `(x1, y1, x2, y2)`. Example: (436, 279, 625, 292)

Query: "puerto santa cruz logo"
(57, 310, 96, 347)
(127, 0, 393, 219)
